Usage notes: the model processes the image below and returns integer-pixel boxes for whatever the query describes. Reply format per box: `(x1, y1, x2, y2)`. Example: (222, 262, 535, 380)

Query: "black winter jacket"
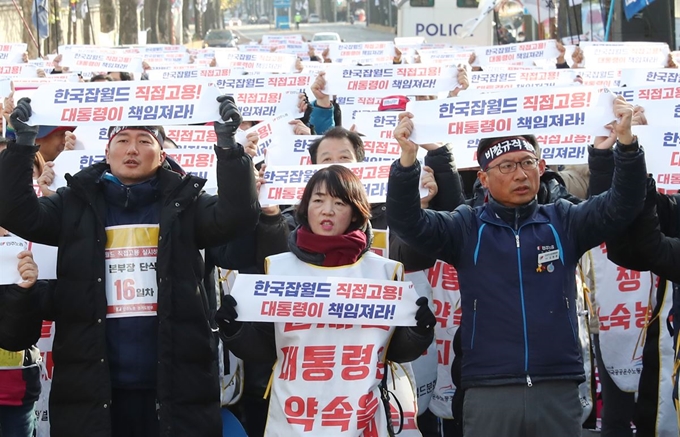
(0, 142, 259, 437)
(386, 145, 646, 387)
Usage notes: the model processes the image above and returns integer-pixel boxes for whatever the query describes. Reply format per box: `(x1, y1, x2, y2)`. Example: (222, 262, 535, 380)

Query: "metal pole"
(34, 0, 42, 57)
(604, 0, 615, 41)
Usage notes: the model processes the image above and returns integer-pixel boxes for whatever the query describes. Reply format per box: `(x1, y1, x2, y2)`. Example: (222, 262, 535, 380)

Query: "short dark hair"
(108, 71, 133, 81)
(477, 135, 541, 160)
(296, 165, 372, 233)
(90, 74, 113, 82)
(308, 127, 365, 164)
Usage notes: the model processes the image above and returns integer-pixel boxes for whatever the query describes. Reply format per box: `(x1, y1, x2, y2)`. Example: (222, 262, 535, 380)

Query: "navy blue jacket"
(386, 145, 647, 388)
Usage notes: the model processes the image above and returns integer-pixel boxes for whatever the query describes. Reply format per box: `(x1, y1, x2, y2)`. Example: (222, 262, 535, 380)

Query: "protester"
(385, 96, 647, 437)
(219, 164, 436, 437)
(0, 246, 44, 437)
(0, 96, 259, 437)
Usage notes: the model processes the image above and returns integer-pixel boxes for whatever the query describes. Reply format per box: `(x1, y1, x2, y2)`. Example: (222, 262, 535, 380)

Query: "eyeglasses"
(486, 158, 539, 174)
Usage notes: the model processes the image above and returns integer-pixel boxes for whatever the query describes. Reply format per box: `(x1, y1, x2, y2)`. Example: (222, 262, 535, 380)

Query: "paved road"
(230, 22, 394, 44)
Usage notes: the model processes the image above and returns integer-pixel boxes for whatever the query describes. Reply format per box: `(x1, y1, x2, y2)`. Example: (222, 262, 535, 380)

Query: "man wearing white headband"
(0, 95, 259, 437)
(386, 96, 647, 437)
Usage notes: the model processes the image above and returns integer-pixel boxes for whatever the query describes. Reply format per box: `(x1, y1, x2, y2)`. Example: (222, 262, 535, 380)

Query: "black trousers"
(111, 389, 160, 437)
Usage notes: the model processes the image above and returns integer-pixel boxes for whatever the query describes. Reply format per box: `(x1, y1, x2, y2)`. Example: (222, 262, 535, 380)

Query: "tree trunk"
(21, 0, 38, 58)
(158, 0, 170, 43)
(194, 0, 203, 39)
(182, 0, 192, 41)
(100, 0, 116, 32)
(118, 0, 138, 44)
(145, 0, 159, 43)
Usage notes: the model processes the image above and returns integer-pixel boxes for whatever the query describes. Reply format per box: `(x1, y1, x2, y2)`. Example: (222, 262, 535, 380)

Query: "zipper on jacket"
(470, 299, 478, 349)
(526, 375, 533, 387)
(513, 228, 530, 373)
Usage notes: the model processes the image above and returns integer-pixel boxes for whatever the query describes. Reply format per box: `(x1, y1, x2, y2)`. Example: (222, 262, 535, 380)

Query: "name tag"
(537, 249, 560, 264)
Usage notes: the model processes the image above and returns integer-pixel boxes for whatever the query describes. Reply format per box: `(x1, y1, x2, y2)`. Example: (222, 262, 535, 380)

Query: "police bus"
(396, 0, 495, 45)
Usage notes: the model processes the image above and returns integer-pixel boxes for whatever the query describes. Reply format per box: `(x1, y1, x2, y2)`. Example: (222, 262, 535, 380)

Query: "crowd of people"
(0, 35, 677, 437)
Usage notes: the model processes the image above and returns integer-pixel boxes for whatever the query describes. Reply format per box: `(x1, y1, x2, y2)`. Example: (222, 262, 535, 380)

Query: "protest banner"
(146, 67, 236, 80)
(230, 273, 418, 325)
(619, 69, 680, 87)
(0, 44, 28, 64)
(472, 41, 561, 67)
(51, 150, 218, 193)
(215, 51, 297, 73)
(635, 125, 680, 193)
(469, 69, 576, 91)
(27, 80, 223, 126)
(60, 51, 145, 73)
(231, 91, 302, 121)
(215, 73, 313, 92)
(0, 64, 38, 78)
(259, 162, 428, 206)
(327, 41, 395, 65)
(241, 112, 296, 162)
(426, 260, 461, 418)
(405, 86, 614, 143)
(164, 125, 218, 149)
(324, 64, 459, 97)
(579, 41, 669, 69)
(587, 247, 646, 391)
(261, 34, 305, 45)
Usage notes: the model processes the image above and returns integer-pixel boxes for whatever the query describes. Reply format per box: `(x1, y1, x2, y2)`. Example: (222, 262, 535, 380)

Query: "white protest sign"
(215, 51, 297, 73)
(164, 125, 217, 149)
(72, 125, 109, 150)
(473, 41, 561, 67)
(265, 135, 320, 166)
(416, 49, 474, 66)
(469, 69, 576, 91)
(259, 162, 428, 206)
(0, 237, 27, 285)
(351, 111, 401, 139)
(28, 241, 57, 280)
(146, 66, 235, 80)
(261, 34, 305, 45)
(265, 135, 411, 167)
(0, 44, 28, 65)
(576, 69, 621, 87)
(230, 274, 418, 326)
(27, 80, 222, 126)
(328, 41, 395, 65)
(300, 61, 328, 75)
(406, 86, 614, 143)
(142, 53, 191, 66)
(619, 69, 680, 87)
(0, 64, 38, 78)
(216, 73, 313, 92)
(325, 64, 459, 97)
(580, 41, 670, 69)
(230, 90, 302, 121)
(612, 85, 680, 127)
(334, 96, 384, 112)
(0, 79, 11, 98)
(61, 51, 144, 73)
(635, 125, 680, 193)
(51, 150, 218, 192)
(243, 112, 295, 162)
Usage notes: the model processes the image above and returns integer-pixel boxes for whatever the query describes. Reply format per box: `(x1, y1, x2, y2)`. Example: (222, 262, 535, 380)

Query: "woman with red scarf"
(218, 165, 435, 437)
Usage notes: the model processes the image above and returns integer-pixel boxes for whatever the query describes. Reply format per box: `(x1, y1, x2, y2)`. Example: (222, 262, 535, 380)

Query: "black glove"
(414, 296, 436, 335)
(214, 95, 243, 149)
(216, 294, 242, 337)
(9, 98, 39, 145)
